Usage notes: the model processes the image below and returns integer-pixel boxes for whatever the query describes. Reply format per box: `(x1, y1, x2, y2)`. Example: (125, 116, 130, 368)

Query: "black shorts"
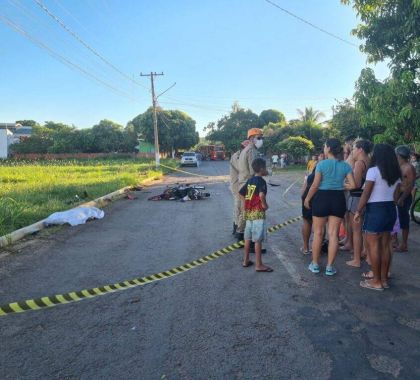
(397, 194, 412, 230)
(302, 198, 312, 221)
(312, 190, 346, 218)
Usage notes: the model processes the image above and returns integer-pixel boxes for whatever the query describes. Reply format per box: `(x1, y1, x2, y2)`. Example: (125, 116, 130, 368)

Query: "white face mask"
(254, 138, 263, 149)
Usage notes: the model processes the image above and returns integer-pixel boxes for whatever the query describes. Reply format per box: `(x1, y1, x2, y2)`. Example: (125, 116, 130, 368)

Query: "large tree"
(205, 103, 260, 153)
(297, 107, 325, 123)
(343, 0, 420, 145)
(129, 107, 199, 154)
(259, 109, 286, 128)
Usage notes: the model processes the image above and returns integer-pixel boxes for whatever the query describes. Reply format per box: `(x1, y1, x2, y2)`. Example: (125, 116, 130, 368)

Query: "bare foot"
(346, 259, 361, 268)
(382, 282, 390, 289)
(394, 245, 408, 252)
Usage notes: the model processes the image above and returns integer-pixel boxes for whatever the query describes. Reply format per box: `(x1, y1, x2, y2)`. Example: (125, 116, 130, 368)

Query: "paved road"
(1, 161, 420, 379)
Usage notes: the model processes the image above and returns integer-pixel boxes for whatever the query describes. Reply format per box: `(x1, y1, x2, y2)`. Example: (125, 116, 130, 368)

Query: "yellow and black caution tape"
(0, 216, 302, 317)
(159, 163, 209, 178)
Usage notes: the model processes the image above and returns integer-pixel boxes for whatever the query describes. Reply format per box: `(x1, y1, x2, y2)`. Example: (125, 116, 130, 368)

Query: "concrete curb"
(0, 185, 135, 248)
(0, 164, 176, 248)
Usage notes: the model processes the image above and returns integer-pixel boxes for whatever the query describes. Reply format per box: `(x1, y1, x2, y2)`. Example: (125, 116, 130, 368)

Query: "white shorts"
(244, 219, 267, 243)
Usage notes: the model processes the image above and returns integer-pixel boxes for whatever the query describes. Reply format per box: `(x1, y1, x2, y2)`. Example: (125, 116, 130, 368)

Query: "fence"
(10, 152, 156, 160)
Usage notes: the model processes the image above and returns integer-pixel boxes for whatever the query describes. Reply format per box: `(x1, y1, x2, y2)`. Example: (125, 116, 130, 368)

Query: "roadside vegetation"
(0, 158, 176, 236)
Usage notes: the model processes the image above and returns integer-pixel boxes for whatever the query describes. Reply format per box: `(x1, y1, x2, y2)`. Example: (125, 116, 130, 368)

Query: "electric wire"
(52, 0, 102, 45)
(159, 98, 231, 113)
(34, 0, 149, 91)
(264, 0, 358, 48)
(6, 0, 133, 87)
(0, 14, 142, 103)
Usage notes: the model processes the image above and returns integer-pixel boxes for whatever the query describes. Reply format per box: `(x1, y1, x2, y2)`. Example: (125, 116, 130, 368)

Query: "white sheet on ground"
(45, 207, 105, 226)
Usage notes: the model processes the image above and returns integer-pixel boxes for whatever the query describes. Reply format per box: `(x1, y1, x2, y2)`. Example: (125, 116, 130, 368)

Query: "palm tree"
(297, 107, 325, 123)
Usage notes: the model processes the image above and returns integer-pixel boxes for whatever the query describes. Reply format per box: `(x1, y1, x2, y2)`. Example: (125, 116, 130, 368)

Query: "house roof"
(0, 123, 17, 129)
(14, 127, 32, 135)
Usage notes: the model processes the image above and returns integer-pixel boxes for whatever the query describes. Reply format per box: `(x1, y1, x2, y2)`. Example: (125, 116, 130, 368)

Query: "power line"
(264, 0, 358, 48)
(6, 0, 121, 82)
(34, 0, 149, 91)
(52, 0, 102, 45)
(159, 99, 231, 113)
(0, 14, 142, 102)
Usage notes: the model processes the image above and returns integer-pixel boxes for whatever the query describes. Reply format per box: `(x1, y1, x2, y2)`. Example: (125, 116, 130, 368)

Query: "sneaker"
(325, 266, 337, 276)
(308, 262, 320, 273)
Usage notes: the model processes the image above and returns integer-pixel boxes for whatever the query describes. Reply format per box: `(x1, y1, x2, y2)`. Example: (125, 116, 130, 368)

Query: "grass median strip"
(0, 158, 176, 236)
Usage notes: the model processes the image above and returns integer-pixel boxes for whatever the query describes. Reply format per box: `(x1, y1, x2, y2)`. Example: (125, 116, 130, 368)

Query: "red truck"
(199, 145, 226, 160)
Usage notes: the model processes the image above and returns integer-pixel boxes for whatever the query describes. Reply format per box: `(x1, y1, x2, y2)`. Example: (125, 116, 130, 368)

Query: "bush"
(276, 136, 314, 160)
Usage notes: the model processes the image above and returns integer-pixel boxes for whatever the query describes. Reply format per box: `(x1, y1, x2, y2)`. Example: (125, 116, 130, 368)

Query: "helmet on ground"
(247, 128, 263, 139)
(395, 145, 411, 159)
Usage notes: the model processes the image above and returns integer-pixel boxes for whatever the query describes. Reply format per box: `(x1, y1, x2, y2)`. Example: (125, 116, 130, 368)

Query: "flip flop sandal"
(242, 261, 254, 268)
(256, 267, 273, 272)
(360, 280, 384, 291)
(300, 247, 311, 255)
(361, 272, 373, 279)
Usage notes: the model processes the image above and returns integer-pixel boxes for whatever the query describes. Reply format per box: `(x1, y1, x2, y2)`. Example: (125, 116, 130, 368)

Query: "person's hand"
(354, 211, 361, 223)
(397, 198, 404, 207)
(304, 198, 311, 210)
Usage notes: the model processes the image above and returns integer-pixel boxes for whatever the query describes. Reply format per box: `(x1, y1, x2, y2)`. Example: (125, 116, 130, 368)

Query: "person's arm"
(344, 172, 356, 190)
(238, 183, 247, 201)
(247, 150, 255, 177)
(394, 183, 401, 203)
(301, 176, 308, 196)
(352, 160, 365, 188)
(260, 192, 268, 210)
(304, 172, 321, 209)
(398, 165, 415, 205)
(354, 180, 374, 222)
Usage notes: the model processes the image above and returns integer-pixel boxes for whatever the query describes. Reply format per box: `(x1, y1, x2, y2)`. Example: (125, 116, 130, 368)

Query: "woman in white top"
(354, 144, 401, 291)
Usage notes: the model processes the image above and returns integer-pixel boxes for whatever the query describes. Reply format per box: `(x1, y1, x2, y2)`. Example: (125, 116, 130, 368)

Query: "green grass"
(0, 158, 177, 236)
(272, 164, 306, 173)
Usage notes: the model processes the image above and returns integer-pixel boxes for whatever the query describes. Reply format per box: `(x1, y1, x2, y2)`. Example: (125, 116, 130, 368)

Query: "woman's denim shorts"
(363, 201, 397, 233)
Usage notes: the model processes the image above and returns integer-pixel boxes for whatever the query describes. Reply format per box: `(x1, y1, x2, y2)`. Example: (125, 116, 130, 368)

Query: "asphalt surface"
(1, 160, 420, 379)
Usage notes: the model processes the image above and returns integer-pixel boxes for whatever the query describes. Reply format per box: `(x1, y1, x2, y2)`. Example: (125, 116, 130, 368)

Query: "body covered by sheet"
(45, 207, 105, 226)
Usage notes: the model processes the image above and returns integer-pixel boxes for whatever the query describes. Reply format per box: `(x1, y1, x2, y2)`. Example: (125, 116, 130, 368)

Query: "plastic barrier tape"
(159, 163, 209, 178)
(0, 216, 302, 317)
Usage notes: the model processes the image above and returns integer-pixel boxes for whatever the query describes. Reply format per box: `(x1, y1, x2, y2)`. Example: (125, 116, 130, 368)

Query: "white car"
(181, 152, 200, 167)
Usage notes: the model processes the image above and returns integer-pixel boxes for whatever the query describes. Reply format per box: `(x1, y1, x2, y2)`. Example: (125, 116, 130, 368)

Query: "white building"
(0, 123, 33, 158)
(0, 128, 13, 158)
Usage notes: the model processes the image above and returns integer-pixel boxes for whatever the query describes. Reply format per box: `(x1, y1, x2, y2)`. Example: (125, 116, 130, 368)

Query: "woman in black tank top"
(300, 154, 324, 254)
(346, 140, 372, 268)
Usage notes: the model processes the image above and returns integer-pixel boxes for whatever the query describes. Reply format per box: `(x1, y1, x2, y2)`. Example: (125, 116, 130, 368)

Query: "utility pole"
(140, 71, 164, 167)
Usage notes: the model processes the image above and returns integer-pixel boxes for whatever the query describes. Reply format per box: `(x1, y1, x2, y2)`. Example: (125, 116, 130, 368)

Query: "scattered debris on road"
(148, 184, 210, 201)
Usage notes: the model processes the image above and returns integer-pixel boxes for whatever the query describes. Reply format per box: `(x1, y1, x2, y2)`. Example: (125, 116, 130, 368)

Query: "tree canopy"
(10, 119, 137, 154)
(259, 109, 286, 127)
(205, 103, 260, 153)
(129, 107, 199, 154)
(343, 0, 420, 145)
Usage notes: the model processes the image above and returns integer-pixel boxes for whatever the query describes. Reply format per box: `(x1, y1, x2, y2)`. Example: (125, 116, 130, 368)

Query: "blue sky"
(0, 0, 389, 135)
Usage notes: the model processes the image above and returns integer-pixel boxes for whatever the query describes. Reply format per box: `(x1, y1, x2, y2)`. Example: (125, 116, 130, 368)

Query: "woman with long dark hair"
(304, 138, 356, 276)
(354, 144, 401, 290)
(300, 152, 325, 255)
